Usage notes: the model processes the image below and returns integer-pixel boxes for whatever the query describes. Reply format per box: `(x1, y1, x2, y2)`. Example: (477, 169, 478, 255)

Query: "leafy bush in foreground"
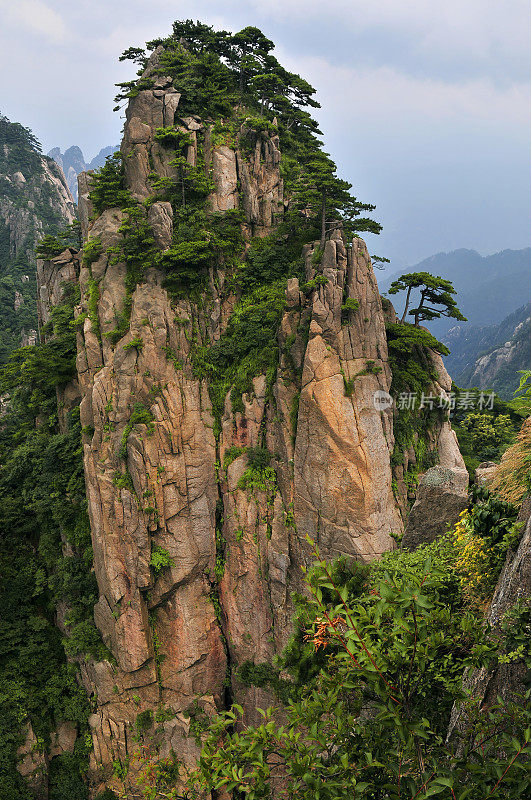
(189, 541, 531, 800)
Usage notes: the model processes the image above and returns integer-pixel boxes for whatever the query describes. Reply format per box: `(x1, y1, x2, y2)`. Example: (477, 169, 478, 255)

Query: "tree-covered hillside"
(0, 114, 75, 361)
(0, 119, 89, 798)
(445, 303, 531, 398)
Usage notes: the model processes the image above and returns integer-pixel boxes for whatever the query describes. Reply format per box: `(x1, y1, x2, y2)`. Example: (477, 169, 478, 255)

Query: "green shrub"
(466, 486, 521, 585)
(149, 545, 174, 575)
(82, 236, 103, 266)
(341, 296, 359, 313)
(301, 275, 328, 294)
(123, 335, 143, 352)
(223, 445, 245, 468)
(246, 446, 271, 471)
(89, 152, 132, 214)
(95, 791, 119, 800)
(194, 280, 286, 428)
(191, 541, 530, 799)
(135, 709, 153, 734)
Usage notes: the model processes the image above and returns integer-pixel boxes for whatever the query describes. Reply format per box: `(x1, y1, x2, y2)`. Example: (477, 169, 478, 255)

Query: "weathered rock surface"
(402, 465, 469, 549)
(475, 461, 498, 486)
(389, 343, 468, 516)
(33, 47, 465, 797)
(16, 722, 49, 800)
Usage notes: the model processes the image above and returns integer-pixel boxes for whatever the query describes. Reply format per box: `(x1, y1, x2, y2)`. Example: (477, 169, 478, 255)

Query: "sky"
(1, 0, 531, 269)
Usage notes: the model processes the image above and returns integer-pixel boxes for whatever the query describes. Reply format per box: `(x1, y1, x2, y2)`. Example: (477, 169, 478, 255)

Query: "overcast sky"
(1, 0, 531, 268)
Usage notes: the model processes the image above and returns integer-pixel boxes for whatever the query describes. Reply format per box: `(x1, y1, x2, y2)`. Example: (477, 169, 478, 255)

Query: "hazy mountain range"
(380, 247, 531, 397)
(47, 144, 118, 202)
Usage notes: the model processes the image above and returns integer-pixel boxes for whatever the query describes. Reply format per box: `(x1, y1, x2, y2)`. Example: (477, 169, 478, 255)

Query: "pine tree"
(388, 271, 466, 325)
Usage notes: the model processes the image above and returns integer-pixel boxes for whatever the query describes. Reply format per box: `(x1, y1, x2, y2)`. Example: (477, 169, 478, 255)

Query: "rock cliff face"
(0, 114, 75, 361)
(42, 49, 465, 796)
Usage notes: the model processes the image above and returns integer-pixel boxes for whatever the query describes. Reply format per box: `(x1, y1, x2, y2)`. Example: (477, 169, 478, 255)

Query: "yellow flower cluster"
(451, 510, 490, 604)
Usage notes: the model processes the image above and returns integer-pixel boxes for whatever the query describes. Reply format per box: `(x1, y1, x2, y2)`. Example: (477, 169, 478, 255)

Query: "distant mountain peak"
(47, 144, 118, 202)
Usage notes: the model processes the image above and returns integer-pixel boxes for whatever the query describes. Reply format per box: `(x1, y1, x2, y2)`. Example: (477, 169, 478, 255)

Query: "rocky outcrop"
(402, 465, 469, 550)
(475, 461, 498, 486)
(38, 47, 466, 797)
(16, 723, 49, 800)
(289, 235, 401, 562)
(36, 248, 79, 329)
(399, 348, 469, 550)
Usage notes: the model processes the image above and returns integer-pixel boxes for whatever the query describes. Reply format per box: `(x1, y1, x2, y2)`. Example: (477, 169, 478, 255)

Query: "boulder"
(49, 721, 77, 758)
(16, 722, 48, 799)
(402, 465, 469, 549)
(475, 461, 498, 487)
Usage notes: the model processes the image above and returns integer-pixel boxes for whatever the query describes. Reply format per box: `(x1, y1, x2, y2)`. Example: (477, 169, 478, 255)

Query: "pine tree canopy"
(388, 271, 466, 325)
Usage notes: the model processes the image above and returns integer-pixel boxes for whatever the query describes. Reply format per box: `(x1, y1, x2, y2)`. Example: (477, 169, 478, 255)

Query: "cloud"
(0, 0, 67, 43)
(280, 53, 531, 136)
(246, 0, 531, 79)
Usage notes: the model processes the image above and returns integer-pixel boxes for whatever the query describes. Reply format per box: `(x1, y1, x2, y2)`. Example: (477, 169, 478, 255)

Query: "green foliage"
(385, 322, 444, 490)
(223, 445, 245, 468)
(49, 752, 88, 800)
(123, 334, 143, 352)
(135, 709, 154, 734)
(190, 541, 531, 800)
(194, 280, 286, 427)
(149, 545, 174, 575)
(153, 125, 192, 148)
(388, 271, 466, 326)
(386, 323, 448, 393)
(88, 152, 132, 215)
(280, 557, 370, 687)
(237, 465, 277, 495)
(341, 296, 359, 314)
(36, 223, 82, 260)
(451, 386, 521, 474)
(160, 208, 244, 297)
(301, 274, 328, 294)
(112, 470, 134, 491)
(466, 486, 521, 587)
(117, 21, 380, 238)
(81, 236, 103, 266)
(246, 446, 271, 471)
(342, 371, 355, 397)
(94, 791, 119, 800)
(0, 286, 100, 795)
(118, 403, 155, 459)
(235, 226, 305, 294)
(103, 206, 157, 344)
(461, 412, 514, 458)
(512, 369, 531, 415)
(0, 113, 43, 175)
